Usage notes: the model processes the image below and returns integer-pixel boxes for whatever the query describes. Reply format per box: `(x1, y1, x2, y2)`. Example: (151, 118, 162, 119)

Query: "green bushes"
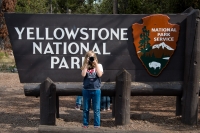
(0, 64, 16, 72)
(0, 51, 16, 72)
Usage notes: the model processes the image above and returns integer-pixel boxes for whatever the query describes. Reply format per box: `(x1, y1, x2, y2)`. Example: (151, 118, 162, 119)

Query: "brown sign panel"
(132, 14, 180, 76)
(4, 13, 186, 83)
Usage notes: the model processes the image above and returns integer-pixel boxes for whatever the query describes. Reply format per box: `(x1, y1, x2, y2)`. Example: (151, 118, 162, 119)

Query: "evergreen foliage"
(13, 0, 200, 14)
(139, 26, 151, 53)
(15, 0, 49, 13)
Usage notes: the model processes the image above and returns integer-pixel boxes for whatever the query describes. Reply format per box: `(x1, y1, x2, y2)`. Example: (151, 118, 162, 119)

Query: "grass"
(0, 51, 16, 72)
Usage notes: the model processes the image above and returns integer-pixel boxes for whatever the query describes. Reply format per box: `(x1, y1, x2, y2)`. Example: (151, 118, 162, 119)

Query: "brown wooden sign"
(132, 14, 180, 76)
(4, 13, 187, 83)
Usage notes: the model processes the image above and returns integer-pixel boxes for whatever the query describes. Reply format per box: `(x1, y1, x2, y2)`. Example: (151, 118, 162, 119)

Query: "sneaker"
(82, 125, 88, 128)
(101, 108, 106, 111)
(94, 126, 100, 128)
(80, 105, 83, 110)
(107, 108, 110, 111)
(75, 105, 81, 110)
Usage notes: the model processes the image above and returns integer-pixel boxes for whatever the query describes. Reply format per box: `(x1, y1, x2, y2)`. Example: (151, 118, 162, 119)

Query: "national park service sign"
(132, 14, 180, 76)
(5, 13, 187, 83)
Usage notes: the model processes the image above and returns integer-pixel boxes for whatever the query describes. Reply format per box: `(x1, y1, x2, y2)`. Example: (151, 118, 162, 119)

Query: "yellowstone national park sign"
(5, 13, 185, 83)
(132, 14, 180, 76)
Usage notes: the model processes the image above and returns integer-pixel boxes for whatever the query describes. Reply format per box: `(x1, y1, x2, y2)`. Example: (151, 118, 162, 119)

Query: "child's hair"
(81, 50, 98, 70)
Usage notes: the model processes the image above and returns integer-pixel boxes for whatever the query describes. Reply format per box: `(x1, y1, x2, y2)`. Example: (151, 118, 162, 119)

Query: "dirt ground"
(0, 73, 200, 133)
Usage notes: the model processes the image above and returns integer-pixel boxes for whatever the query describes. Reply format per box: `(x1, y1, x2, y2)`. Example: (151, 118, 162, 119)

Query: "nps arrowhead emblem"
(132, 14, 180, 76)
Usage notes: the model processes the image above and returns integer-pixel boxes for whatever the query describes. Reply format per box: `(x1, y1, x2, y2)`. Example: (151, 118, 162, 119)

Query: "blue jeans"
(82, 89, 101, 127)
(76, 96, 82, 106)
(101, 96, 110, 109)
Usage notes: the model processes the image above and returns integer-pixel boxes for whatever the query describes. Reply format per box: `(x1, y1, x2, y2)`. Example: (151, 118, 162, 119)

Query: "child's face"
(87, 53, 94, 59)
(89, 54, 94, 57)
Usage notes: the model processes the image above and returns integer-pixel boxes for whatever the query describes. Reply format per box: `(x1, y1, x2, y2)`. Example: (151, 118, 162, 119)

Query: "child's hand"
(93, 60, 97, 65)
(93, 59, 98, 65)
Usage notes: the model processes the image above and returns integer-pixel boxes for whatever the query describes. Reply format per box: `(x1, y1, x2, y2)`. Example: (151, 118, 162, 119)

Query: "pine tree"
(138, 26, 151, 53)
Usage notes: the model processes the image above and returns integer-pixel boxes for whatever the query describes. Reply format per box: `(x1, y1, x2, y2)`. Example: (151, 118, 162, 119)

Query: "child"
(81, 50, 103, 128)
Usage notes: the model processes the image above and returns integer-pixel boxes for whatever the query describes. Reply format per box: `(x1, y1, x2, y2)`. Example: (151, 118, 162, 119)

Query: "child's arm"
(95, 63, 103, 77)
(81, 64, 88, 77)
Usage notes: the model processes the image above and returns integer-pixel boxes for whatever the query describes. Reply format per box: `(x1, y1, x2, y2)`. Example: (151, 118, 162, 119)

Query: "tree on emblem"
(138, 26, 151, 53)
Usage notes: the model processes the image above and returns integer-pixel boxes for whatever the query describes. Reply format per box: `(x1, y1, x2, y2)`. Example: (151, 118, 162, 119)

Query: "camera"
(89, 57, 94, 62)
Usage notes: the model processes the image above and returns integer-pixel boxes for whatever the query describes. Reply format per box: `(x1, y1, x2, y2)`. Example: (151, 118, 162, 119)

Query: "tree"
(71, 0, 99, 14)
(15, 0, 48, 13)
(108, 0, 200, 14)
(171, 0, 200, 13)
(139, 26, 151, 53)
(0, 0, 17, 50)
(75, 4, 99, 14)
(55, 0, 84, 13)
(2, 0, 17, 12)
(97, 0, 112, 14)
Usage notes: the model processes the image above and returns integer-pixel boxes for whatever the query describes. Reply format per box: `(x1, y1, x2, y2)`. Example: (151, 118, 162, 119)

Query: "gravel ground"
(0, 73, 200, 133)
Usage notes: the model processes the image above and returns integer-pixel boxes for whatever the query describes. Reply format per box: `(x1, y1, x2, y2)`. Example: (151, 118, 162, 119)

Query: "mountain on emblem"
(132, 14, 180, 76)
